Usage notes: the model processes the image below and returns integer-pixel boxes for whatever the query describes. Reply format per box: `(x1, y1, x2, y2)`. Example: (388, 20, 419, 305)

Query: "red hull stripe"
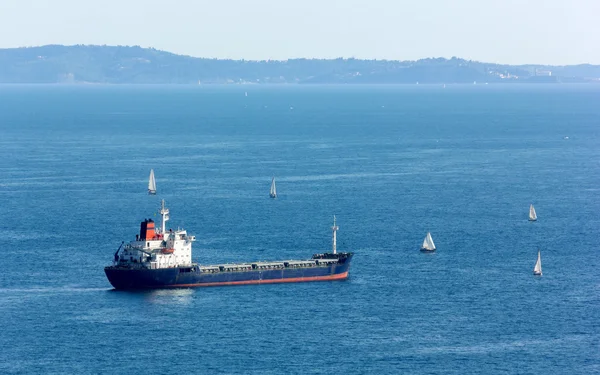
(167, 271, 349, 288)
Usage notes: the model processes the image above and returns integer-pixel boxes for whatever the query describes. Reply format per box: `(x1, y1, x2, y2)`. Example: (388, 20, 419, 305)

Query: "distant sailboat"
(420, 232, 436, 252)
(148, 169, 157, 195)
(533, 250, 542, 276)
(269, 177, 277, 198)
(529, 204, 537, 221)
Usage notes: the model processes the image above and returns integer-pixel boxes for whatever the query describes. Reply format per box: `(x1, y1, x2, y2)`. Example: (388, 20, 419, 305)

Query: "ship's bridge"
(115, 201, 195, 270)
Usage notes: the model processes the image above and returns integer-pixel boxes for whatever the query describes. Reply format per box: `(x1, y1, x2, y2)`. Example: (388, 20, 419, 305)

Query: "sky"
(0, 0, 598, 65)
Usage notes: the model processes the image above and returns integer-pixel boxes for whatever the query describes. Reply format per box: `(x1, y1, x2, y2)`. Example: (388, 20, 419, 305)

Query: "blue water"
(0, 84, 598, 374)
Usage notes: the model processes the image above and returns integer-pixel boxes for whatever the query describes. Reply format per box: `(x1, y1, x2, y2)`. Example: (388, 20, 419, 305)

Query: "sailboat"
(148, 169, 157, 195)
(420, 232, 436, 252)
(529, 204, 537, 221)
(269, 177, 277, 198)
(533, 250, 542, 276)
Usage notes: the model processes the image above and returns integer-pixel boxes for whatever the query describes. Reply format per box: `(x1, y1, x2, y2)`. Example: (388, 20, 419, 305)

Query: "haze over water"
(0, 84, 598, 374)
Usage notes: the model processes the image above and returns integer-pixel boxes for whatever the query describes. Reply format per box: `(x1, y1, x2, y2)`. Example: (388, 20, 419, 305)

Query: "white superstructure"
(115, 200, 195, 269)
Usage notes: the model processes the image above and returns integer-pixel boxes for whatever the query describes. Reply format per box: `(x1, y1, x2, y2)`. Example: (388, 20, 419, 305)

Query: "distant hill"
(0, 45, 599, 84)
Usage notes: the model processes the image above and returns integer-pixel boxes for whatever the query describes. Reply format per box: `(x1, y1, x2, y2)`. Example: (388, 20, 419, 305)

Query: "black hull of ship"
(105, 254, 353, 290)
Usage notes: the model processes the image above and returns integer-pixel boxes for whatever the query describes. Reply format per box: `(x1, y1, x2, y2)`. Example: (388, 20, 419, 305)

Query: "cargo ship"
(104, 200, 353, 290)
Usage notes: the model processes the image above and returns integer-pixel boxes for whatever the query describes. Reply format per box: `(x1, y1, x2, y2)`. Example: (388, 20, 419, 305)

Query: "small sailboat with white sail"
(148, 169, 157, 195)
(529, 204, 537, 221)
(533, 250, 542, 276)
(269, 177, 277, 198)
(420, 232, 436, 252)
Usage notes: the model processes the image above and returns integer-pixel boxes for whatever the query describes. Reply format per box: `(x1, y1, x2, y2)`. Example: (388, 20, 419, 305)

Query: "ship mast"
(160, 199, 169, 234)
(332, 215, 339, 254)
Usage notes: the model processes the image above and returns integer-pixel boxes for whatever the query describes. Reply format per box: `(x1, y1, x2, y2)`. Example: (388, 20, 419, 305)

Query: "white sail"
(148, 169, 156, 194)
(533, 250, 542, 275)
(421, 232, 436, 250)
(269, 177, 277, 198)
(529, 204, 537, 221)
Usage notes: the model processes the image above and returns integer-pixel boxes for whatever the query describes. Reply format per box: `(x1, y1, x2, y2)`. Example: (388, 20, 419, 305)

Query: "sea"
(0, 84, 598, 374)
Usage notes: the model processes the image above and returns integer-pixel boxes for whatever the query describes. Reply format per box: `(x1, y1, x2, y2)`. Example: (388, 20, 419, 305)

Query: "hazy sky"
(0, 0, 598, 64)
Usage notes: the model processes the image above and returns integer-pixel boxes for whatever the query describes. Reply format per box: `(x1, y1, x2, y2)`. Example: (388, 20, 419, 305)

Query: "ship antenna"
(160, 199, 170, 234)
(332, 215, 339, 254)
